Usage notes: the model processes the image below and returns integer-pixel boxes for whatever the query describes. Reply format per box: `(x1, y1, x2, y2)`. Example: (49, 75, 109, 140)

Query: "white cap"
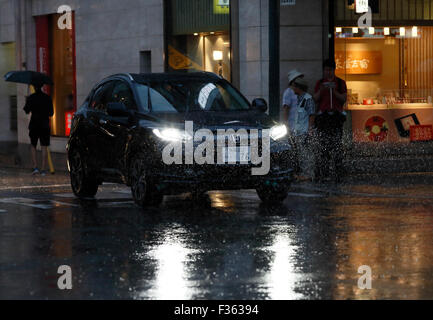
(287, 69, 304, 84)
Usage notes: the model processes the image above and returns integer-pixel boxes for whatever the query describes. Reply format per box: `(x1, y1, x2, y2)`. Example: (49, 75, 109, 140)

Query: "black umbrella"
(4, 70, 53, 86)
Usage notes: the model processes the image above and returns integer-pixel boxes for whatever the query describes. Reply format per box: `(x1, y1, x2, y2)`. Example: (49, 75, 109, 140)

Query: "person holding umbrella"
(4, 71, 54, 175)
(23, 84, 54, 175)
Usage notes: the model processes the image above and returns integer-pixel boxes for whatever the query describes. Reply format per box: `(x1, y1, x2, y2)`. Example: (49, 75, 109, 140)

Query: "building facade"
(335, 0, 433, 144)
(0, 0, 352, 153)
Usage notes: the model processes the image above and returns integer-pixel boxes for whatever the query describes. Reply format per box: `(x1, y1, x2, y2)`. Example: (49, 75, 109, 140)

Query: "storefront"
(0, 43, 17, 142)
(165, 0, 231, 81)
(335, 0, 433, 144)
(35, 12, 76, 138)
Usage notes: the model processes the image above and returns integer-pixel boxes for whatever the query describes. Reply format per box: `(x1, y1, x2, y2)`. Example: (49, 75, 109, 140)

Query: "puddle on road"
(0, 196, 134, 210)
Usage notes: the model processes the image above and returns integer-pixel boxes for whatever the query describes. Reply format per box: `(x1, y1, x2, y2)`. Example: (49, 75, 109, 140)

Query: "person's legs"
(313, 117, 323, 182)
(333, 125, 345, 182)
(40, 128, 51, 174)
(322, 114, 345, 181)
(29, 129, 39, 171)
(314, 130, 328, 181)
(314, 114, 333, 182)
(322, 131, 333, 179)
(296, 134, 311, 180)
(322, 113, 345, 183)
(41, 146, 47, 171)
(289, 136, 300, 175)
(31, 145, 38, 169)
(293, 137, 301, 176)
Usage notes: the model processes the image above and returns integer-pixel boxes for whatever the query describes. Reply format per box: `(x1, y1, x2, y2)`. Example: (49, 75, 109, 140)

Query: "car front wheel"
(256, 183, 289, 203)
(130, 155, 163, 208)
(69, 147, 99, 198)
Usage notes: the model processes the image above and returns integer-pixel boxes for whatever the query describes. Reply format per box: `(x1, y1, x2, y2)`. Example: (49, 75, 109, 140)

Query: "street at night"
(2, 0, 433, 308)
(1, 168, 433, 300)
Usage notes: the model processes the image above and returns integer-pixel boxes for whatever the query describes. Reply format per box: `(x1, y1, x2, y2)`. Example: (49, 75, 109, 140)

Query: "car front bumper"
(148, 141, 294, 194)
(154, 167, 293, 193)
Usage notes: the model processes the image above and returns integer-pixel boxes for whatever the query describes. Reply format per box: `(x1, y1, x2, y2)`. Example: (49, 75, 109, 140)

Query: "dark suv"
(67, 72, 293, 206)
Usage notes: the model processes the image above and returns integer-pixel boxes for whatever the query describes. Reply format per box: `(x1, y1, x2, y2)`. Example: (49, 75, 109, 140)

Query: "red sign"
(35, 15, 51, 95)
(365, 116, 389, 142)
(410, 125, 433, 142)
(65, 112, 74, 136)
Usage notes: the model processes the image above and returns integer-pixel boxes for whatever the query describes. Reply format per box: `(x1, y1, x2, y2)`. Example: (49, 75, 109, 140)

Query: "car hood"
(147, 111, 277, 129)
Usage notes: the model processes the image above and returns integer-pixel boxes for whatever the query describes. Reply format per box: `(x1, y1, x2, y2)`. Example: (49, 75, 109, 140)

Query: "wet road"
(1, 168, 433, 300)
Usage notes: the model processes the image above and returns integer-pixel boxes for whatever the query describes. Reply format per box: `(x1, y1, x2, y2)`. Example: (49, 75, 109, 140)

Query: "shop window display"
(335, 26, 433, 143)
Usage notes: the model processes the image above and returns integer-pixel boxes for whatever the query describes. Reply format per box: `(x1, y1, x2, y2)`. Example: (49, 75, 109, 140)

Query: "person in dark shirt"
(313, 59, 347, 183)
(23, 85, 54, 175)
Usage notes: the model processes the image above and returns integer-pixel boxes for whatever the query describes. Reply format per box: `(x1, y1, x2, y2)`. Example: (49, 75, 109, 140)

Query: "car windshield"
(135, 79, 251, 113)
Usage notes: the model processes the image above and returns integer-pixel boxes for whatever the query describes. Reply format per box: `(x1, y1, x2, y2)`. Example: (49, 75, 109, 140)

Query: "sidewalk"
(0, 167, 70, 191)
(2, 141, 433, 175)
(0, 142, 68, 172)
(344, 141, 433, 174)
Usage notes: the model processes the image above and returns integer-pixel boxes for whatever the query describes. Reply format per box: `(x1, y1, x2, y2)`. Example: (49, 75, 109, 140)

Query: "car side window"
(135, 83, 149, 111)
(111, 81, 136, 110)
(91, 81, 114, 112)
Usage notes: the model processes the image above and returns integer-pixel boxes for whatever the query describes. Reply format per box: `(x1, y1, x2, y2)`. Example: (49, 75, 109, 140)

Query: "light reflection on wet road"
(1, 169, 433, 299)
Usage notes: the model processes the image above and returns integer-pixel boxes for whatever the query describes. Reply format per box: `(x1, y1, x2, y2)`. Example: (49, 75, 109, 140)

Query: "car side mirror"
(107, 102, 129, 117)
(252, 98, 268, 113)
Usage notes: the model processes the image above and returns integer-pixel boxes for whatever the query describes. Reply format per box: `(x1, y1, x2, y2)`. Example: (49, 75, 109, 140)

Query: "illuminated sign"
(65, 112, 74, 136)
(214, 0, 229, 14)
(356, 0, 369, 13)
(335, 51, 382, 75)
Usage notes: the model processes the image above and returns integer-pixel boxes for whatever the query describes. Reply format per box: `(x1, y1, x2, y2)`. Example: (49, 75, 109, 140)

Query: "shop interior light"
(412, 26, 418, 37)
(369, 27, 375, 34)
(352, 27, 358, 33)
(213, 50, 223, 61)
(400, 27, 405, 36)
(384, 27, 390, 35)
(194, 33, 199, 36)
(336, 27, 342, 33)
(210, 32, 215, 35)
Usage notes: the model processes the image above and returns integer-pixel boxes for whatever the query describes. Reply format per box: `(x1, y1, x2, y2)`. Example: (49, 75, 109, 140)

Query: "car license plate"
(222, 146, 250, 164)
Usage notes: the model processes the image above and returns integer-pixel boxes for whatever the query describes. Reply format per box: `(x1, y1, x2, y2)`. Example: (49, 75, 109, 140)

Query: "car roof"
(106, 72, 223, 84)
(89, 72, 227, 101)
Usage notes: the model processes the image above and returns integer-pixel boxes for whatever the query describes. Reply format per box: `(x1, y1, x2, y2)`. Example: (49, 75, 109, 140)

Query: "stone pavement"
(1, 141, 433, 175)
(0, 142, 68, 172)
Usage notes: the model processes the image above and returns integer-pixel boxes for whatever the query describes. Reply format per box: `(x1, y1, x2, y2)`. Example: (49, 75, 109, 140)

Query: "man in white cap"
(283, 70, 312, 180)
(283, 70, 305, 133)
(289, 77, 316, 181)
(283, 70, 304, 129)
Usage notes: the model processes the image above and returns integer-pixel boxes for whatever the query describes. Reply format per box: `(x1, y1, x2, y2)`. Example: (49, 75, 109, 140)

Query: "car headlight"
(153, 128, 192, 142)
(270, 124, 288, 140)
